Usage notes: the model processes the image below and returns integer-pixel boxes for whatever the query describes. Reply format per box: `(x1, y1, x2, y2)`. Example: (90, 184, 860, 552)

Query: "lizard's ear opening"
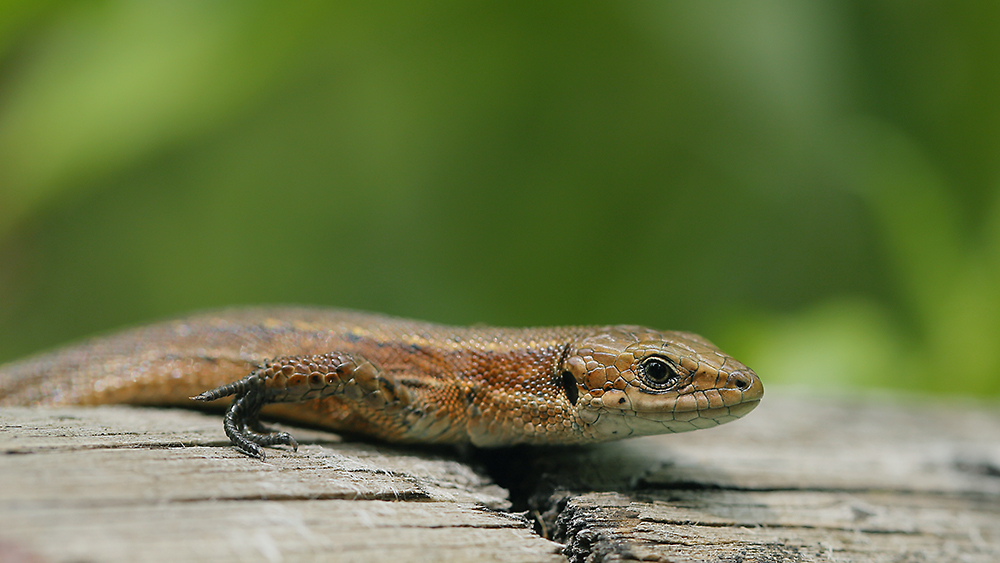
(560, 371, 579, 406)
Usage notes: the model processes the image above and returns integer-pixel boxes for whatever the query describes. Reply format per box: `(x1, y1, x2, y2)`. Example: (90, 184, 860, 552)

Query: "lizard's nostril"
(731, 373, 750, 390)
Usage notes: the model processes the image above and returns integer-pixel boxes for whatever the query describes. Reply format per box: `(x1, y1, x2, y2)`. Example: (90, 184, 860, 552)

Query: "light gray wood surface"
(0, 391, 997, 563)
(537, 392, 1000, 563)
(0, 406, 562, 563)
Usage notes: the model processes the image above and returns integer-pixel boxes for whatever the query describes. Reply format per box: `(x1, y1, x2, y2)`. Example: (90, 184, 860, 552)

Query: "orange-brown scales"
(0, 307, 763, 457)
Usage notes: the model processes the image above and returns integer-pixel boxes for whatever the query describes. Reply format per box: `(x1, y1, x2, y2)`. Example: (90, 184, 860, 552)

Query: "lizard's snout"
(727, 369, 763, 403)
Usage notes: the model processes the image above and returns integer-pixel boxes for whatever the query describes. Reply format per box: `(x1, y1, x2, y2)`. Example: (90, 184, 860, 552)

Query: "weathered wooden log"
(0, 391, 996, 562)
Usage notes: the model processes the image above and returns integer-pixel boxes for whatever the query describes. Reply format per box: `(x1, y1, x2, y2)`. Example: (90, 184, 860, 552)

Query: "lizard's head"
(562, 327, 762, 441)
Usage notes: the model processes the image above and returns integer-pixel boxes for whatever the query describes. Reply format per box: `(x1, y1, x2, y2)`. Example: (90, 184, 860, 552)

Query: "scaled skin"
(0, 307, 763, 448)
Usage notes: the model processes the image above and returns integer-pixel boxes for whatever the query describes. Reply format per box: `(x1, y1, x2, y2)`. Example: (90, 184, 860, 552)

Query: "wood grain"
(532, 392, 1000, 562)
(0, 406, 562, 563)
(1, 391, 997, 562)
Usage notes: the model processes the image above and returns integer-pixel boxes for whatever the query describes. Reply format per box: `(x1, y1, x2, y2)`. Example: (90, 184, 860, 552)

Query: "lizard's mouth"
(634, 398, 761, 424)
(579, 384, 762, 440)
(584, 399, 762, 439)
(628, 396, 761, 423)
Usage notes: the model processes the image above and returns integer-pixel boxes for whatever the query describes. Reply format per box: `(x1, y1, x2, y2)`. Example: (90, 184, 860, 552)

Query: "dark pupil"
(645, 359, 671, 383)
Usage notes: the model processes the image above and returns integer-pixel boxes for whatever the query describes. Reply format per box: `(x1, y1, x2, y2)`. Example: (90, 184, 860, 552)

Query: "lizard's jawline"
(584, 399, 761, 439)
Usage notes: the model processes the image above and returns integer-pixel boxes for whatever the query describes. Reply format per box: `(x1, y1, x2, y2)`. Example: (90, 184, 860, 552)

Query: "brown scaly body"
(0, 307, 763, 458)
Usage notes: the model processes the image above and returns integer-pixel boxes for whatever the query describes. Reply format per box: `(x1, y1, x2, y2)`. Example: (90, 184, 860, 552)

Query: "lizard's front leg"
(192, 352, 409, 459)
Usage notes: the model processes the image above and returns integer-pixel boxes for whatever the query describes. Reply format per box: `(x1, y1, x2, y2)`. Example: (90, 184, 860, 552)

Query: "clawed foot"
(192, 373, 298, 460)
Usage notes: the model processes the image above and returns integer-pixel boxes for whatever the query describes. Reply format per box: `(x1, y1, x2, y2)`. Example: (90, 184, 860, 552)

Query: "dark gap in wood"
(954, 459, 1000, 478)
(473, 445, 579, 538)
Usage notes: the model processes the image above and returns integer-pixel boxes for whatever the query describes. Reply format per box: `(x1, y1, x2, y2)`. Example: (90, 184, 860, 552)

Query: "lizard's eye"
(640, 357, 680, 389)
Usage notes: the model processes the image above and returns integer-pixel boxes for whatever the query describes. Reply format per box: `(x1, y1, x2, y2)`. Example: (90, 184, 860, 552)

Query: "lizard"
(0, 307, 763, 459)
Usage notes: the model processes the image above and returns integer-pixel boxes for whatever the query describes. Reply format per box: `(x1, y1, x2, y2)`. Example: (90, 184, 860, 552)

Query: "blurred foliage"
(0, 1, 997, 396)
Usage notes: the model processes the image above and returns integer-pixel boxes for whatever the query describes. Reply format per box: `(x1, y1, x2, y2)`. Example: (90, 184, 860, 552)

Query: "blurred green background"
(0, 1, 997, 396)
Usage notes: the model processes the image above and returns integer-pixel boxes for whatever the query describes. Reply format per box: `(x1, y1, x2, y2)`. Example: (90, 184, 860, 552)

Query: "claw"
(196, 371, 298, 460)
